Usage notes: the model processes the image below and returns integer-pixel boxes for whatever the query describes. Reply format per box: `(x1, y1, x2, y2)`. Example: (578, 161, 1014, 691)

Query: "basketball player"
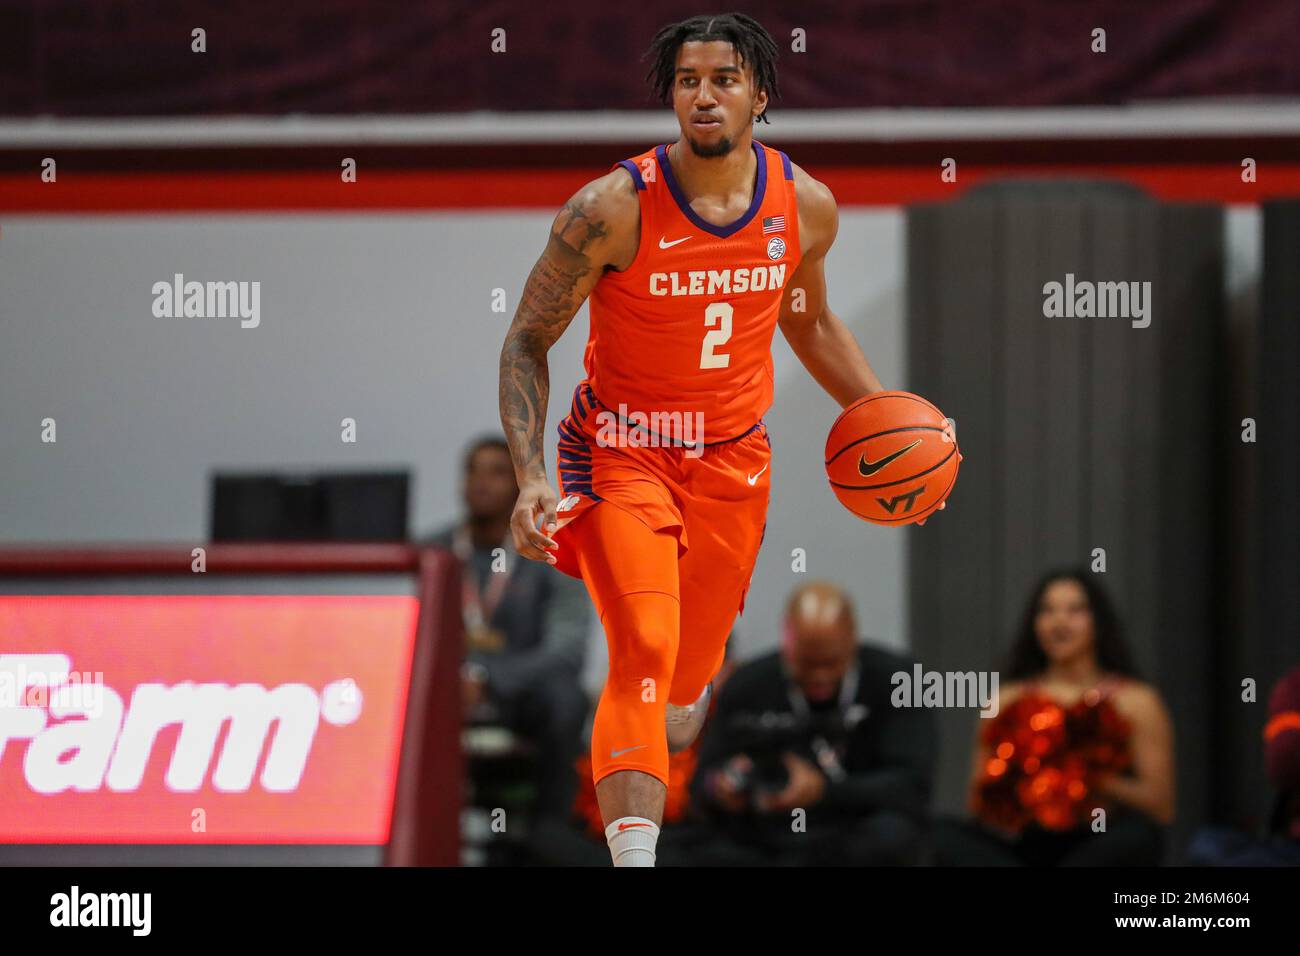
(498, 13, 942, 866)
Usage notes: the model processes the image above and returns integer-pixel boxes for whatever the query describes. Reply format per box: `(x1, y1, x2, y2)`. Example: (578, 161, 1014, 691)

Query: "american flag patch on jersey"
(762, 215, 786, 235)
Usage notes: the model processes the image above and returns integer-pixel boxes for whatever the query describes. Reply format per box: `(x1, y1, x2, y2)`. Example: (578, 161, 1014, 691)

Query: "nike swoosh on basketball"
(610, 744, 647, 758)
(858, 439, 922, 477)
(658, 236, 691, 249)
(747, 463, 770, 485)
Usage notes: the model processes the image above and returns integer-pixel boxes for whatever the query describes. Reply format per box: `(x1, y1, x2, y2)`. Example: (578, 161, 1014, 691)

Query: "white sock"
(604, 817, 660, 867)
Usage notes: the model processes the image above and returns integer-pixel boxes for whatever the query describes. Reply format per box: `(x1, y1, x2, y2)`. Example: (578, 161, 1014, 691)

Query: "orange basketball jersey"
(582, 139, 802, 444)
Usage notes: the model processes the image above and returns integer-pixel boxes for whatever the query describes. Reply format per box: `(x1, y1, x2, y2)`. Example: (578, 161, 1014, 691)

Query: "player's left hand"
(915, 499, 946, 527)
(915, 450, 963, 526)
(755, 752, 826, 813)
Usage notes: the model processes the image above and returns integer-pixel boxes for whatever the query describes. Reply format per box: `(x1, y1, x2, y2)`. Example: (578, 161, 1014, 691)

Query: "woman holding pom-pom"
(935, 569, 1174, 866)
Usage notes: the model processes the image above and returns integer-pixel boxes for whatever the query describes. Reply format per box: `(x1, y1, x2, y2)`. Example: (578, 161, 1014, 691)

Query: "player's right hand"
(511, 476, 560, 565)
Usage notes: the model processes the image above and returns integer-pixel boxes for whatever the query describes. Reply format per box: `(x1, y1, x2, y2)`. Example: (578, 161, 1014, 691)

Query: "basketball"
(824, 391, 960, 525)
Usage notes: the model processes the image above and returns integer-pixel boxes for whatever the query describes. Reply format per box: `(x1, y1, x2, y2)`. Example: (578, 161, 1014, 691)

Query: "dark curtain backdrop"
(906, 182, 1224, 852)
(2, 0, 1299, 116)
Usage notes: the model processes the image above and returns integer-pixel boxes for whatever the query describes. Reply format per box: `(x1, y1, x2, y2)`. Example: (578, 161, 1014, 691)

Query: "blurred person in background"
(426, 435, 592, 834)
(935, 569, 1173, 866)
(687, 581, 936, 865)
(1186, 666, 1300, 866)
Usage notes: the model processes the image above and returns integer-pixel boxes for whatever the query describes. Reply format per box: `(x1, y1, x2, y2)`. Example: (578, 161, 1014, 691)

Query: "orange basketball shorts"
(549, 381, 771, 786)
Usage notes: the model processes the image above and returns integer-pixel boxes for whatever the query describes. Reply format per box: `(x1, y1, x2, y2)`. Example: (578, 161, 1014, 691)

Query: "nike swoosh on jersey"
(858, 439, 922, 477)
(658, 236, 691, 248)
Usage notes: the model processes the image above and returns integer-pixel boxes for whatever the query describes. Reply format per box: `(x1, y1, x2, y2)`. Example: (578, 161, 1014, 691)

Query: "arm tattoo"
(499, 195, 609, 480)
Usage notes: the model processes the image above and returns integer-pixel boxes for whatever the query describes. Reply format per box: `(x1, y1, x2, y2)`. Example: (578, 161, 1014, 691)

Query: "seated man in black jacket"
(687, 580, 937, 866)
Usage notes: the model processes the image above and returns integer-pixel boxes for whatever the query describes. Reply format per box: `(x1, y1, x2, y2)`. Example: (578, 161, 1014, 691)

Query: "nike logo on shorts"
(658, 236, 691, 249)
(747, 462, 770, 485)
(610, 744, 647, 758)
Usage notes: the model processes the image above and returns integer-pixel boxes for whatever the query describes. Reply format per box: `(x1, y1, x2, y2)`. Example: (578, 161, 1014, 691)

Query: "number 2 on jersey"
(699, 301, 733, 369)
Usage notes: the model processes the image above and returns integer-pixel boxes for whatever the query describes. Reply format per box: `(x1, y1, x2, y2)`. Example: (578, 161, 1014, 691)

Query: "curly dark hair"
(644, 13, 781, 124)
(1004, 568, 1140, 681)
